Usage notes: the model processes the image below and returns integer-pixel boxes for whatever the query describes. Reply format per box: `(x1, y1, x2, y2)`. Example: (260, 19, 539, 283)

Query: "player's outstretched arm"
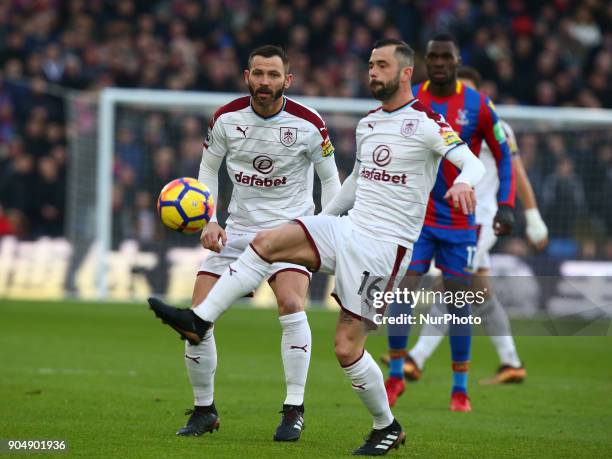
(320, 160, 360, 216)
(513, 155, 548, 249)
(314, 157, 341, 209)
(444, 146, 485, 215)
(198, 150, 226, 252)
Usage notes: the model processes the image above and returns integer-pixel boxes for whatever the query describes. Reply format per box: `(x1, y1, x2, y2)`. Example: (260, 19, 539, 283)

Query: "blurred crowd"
(109, 107, 612, 260)
(0, 0, 610, 259)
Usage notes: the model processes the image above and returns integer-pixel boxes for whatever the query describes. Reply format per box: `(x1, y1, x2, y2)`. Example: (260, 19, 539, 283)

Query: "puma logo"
(290, 344, 308, 353)
(368, 122, 375, 130)
(236, 126, 248, 137)
(352, 383, 366, 390)
(185, 354, 200, 364)
(229, 265, 237, 276)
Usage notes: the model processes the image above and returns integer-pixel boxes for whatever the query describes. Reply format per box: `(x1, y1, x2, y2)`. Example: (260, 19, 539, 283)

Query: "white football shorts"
(294, 215, 411, 324)
(198, 230, 311, 283)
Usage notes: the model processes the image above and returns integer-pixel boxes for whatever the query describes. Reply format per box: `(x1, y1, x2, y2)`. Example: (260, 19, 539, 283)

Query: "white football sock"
(489, 335, 521, 368)
(184, 328, 216, 406)
(480, 295, 522, 367)
(279, 311, 311, 406)
(343, 350, 394, 430)
(410, 302, 448, 369)
(193, 245, 273, 322)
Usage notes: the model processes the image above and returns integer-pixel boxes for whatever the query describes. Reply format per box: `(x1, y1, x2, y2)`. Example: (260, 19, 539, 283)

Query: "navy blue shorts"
(408, 226, 478, 278)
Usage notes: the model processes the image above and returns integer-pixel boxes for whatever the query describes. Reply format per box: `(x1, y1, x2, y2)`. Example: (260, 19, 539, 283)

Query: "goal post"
(92, 89, 379, 299)
(75, 88, 612, 301)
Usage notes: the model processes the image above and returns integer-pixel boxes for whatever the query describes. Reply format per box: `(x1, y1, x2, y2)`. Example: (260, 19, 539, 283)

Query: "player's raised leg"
(194, 222, 317, 322)
(148, 221, 317, 344)
(269, 270, 311, 441)
(178, 273, 220, 436)
(336, 311, 406, 455)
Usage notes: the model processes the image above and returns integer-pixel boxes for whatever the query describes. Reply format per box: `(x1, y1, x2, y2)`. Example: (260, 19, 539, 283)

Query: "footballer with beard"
(383, 34, 516, 412)
(168, 45, 341, 442)
(147, 39, 485, 454)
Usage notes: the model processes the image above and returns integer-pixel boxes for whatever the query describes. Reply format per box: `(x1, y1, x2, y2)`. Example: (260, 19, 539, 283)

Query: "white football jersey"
(348, 99, 474, 247)
(203, 96, 335, 233)
(475, 120, 519, 222)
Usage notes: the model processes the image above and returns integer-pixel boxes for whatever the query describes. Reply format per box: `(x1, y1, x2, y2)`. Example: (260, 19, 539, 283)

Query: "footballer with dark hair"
(399, 65, 548, 386)
(169, 44, 341, 441)
(383, 33, 516, 411)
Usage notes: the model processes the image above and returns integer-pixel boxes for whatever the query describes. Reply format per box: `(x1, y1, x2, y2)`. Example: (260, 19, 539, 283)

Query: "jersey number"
(358, 271, 384, 309)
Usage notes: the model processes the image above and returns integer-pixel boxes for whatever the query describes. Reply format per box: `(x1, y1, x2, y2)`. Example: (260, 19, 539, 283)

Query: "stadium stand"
(0, 0, 610, 262)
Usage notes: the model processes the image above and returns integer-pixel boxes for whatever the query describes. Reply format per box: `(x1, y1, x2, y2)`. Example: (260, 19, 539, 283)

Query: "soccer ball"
(157, 177, 214, 233)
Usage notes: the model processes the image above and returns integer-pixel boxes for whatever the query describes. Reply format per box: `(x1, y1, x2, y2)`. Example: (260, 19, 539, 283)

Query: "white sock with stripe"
(489, 335, 521, 368)
(343, 350, 394, 430)
(184, 328, 216, 406)
(279, 311, 311, 406)
(193, 245, 272, 323)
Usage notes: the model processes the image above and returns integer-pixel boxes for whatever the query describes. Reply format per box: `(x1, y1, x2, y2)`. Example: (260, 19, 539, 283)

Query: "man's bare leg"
(148, 222, 316, 343)
(336, 310, 406, 454)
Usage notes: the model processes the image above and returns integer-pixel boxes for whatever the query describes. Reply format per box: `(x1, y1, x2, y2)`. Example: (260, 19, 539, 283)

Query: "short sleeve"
(424, 116, 466, 157)
(203, 116, 227, 158)
(355, 127, 363, 162)
(306, 122, 335, 164)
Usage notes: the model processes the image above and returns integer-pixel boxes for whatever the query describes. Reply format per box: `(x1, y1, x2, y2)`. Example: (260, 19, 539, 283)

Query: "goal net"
(63, 89, 612, 314)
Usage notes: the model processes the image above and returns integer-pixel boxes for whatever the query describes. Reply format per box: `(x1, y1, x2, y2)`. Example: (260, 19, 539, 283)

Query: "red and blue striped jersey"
(414, 81, 515, 229)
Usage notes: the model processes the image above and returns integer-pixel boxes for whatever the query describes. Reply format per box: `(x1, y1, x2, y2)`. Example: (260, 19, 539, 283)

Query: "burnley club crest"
(280, 127, 297, 146)
(401, 119, 418, 137)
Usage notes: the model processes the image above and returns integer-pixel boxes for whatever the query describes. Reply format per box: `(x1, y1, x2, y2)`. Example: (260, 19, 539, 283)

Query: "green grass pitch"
(1, 300, 611, 458)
